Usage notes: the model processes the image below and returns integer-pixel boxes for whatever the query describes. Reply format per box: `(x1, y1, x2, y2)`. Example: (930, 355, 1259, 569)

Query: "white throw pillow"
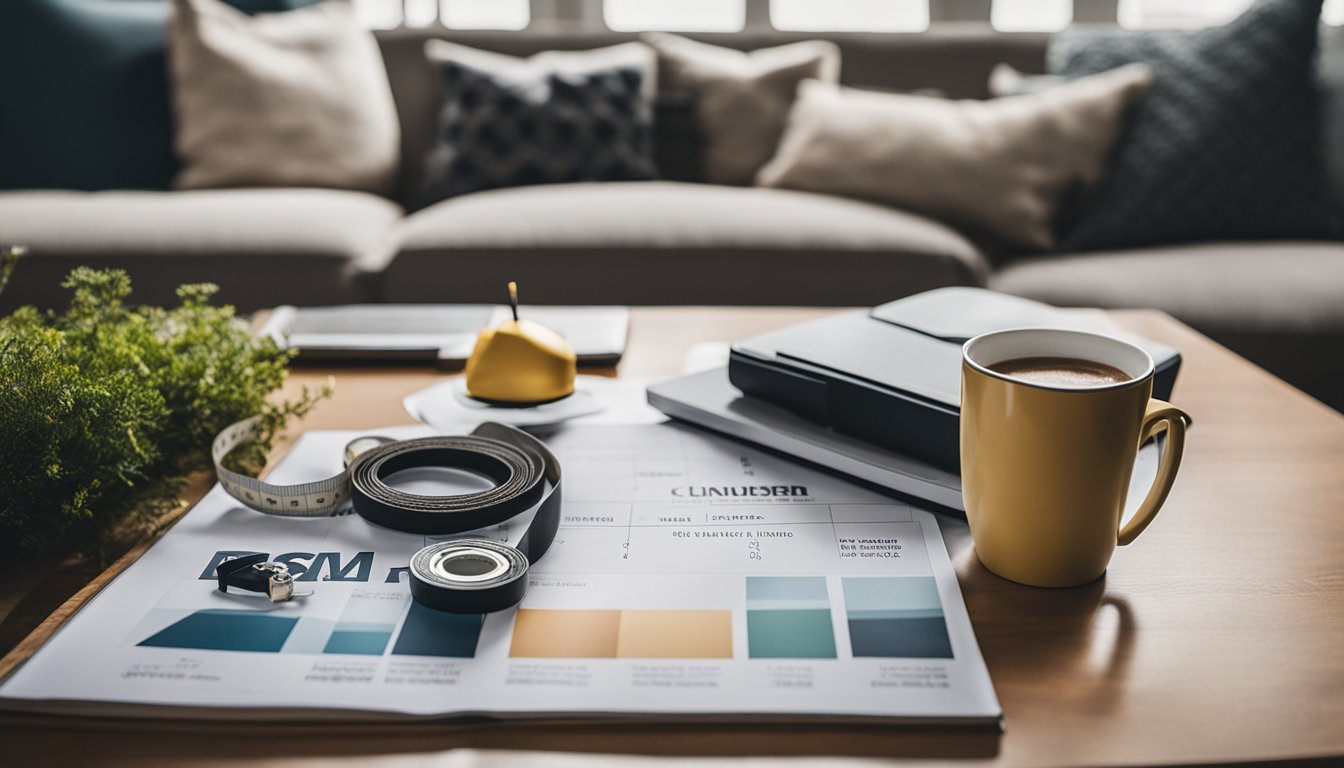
(643, 32, 840, 187)
(756, 65, 1153, 252)
(169, 0, 400, 196)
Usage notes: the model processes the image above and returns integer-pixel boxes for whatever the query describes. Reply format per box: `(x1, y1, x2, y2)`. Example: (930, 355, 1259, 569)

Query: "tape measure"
(212, 417, 562, 613)
(212, 416, 361, 517)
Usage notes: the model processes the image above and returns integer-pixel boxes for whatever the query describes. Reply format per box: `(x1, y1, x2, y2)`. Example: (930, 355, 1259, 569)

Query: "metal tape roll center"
(431, 546, 511, 583)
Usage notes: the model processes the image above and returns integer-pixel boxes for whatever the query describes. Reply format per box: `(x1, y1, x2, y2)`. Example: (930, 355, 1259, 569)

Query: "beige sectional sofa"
(2, 26, 1341, 409)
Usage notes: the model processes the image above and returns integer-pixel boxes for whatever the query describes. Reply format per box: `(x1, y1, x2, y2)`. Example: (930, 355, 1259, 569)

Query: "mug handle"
(1118, 399, 1190, 546)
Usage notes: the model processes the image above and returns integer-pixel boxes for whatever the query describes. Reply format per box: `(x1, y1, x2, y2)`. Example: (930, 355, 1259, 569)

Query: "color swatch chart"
(131, 575, 952, 663)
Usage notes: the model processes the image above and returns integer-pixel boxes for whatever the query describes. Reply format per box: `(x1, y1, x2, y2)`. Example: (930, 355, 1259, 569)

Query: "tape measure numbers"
(212, 416, 359, 517)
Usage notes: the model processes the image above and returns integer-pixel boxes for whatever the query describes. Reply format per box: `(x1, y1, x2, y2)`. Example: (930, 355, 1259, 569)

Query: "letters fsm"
(198, 551, 406, 583)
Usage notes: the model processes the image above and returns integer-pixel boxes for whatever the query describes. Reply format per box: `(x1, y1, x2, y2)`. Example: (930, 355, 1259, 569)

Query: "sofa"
(2, 25, 1342, 410)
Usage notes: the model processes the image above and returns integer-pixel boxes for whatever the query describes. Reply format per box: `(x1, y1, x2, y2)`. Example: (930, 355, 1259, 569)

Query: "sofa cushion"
(169, 0, 401, 196)
(991, 243, 1344, 409)
(382, 182, 989, 305)
(0, 189, 402, 312)
(1048, 0, 1340, 251)
(419, 41, 657, 206)
(1321, 25, 1344, 218)
(375, 28, 1048, 209)
(756, 66, 1151, 252)
(642, 33, 840, 187)
(991, 243, 1344, 335)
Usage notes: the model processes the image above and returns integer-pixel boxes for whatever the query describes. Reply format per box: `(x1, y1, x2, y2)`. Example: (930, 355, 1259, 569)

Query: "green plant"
(0, 247, 329, 559)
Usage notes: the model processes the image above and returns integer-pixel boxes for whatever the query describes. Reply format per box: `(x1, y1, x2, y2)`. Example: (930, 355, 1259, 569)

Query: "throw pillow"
(169, 0, 400, 195)
(418, 41, 658, 207)
(651, 92, 705, 183)
(1048, 0, 1339, 251)
(0, 0, 319, 191)
(1319, 25, 1344, 219)
(987, 64, 1065, 98)
(642, 32, 840, 187)
(755, 66, 1153, 252)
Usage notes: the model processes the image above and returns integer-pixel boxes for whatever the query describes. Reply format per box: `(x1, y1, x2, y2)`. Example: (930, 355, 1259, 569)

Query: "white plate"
(404, 378, 606, 431)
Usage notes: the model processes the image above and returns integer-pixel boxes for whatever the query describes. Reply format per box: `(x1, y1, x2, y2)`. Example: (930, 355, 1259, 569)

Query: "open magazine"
(0, 421, 1000, 724)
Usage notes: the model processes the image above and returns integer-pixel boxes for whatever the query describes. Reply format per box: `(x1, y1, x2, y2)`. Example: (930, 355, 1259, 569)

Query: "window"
(604, 0, 746, 32)
(992, 0, 1070, 31)
(351, 0, 403, 30)
(1117, 0, 1255, 28)
(771, 0, 928, 32)
(1326, 0, 1344, 25)
(442, 0, 529, 29)
(349, 0, 1343, 33)
(403, 0, 438, 27)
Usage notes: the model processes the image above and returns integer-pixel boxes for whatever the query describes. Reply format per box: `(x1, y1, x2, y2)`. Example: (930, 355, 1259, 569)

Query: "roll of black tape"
(408, 540, 530, 614)
(350, 422, 563, 613)
(348, 432, 546, 535)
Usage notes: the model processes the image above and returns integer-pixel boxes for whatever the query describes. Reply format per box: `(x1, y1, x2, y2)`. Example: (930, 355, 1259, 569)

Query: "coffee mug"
(960, 328, 1189, 588)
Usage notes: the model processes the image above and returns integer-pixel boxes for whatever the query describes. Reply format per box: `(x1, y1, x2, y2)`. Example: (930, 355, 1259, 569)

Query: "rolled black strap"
(349, 422, 563, 613)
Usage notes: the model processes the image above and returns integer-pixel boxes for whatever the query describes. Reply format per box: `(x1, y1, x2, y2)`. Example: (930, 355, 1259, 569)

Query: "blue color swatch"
(391, 602, 483, 658)
(138, 609, 298, 653)
(842, 577, 953, 659)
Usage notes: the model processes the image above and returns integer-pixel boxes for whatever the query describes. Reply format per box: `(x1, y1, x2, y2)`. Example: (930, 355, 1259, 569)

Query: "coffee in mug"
(960, 329, 1190, 588)
(988, 356, 1131, 388)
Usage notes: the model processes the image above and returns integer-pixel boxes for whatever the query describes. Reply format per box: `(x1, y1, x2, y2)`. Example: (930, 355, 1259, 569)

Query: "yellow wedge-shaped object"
(465, 318, 577, 404)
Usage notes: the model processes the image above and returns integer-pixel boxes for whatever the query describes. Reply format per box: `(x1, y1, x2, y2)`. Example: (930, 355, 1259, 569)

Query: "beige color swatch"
(509, 609, 621, 658)
(616, 610, 733, 659)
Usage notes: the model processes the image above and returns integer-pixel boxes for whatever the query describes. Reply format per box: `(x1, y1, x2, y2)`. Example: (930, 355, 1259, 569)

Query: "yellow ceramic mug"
(960, 328, 1189, 588)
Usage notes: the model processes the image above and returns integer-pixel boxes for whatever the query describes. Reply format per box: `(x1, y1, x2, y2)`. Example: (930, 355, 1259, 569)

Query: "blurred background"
(3, 0, 1341, 410)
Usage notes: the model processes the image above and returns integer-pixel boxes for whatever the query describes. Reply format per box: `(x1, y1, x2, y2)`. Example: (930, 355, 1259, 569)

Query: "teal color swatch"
(322, 626, 393, 655)
(320, 591, 405, 656)
(391, 602, 483, 658)
(746, 576, 838, 659)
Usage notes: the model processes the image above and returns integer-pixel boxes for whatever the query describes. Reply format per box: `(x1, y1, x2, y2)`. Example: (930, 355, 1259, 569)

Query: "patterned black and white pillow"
(419, 41, 658, 207)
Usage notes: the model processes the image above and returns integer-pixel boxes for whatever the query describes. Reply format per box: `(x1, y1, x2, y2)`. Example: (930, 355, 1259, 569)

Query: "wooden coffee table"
(2, 307, 1342, 767)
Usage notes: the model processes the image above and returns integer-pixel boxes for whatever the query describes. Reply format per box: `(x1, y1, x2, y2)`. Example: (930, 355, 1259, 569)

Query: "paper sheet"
(0, 422, 999, 723)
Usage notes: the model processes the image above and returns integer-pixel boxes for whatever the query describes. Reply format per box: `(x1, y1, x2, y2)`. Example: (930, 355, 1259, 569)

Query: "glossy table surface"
(2, 307, 1342, 768)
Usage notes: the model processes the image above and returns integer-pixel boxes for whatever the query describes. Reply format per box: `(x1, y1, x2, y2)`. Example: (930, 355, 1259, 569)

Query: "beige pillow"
(756, 65, 1154, 251)
(169, 0, 400, 195)
(642, 32, 840, 186)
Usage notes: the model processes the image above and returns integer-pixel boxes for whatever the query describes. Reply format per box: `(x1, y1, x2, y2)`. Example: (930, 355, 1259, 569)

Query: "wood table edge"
(0, 521, 180, 683)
